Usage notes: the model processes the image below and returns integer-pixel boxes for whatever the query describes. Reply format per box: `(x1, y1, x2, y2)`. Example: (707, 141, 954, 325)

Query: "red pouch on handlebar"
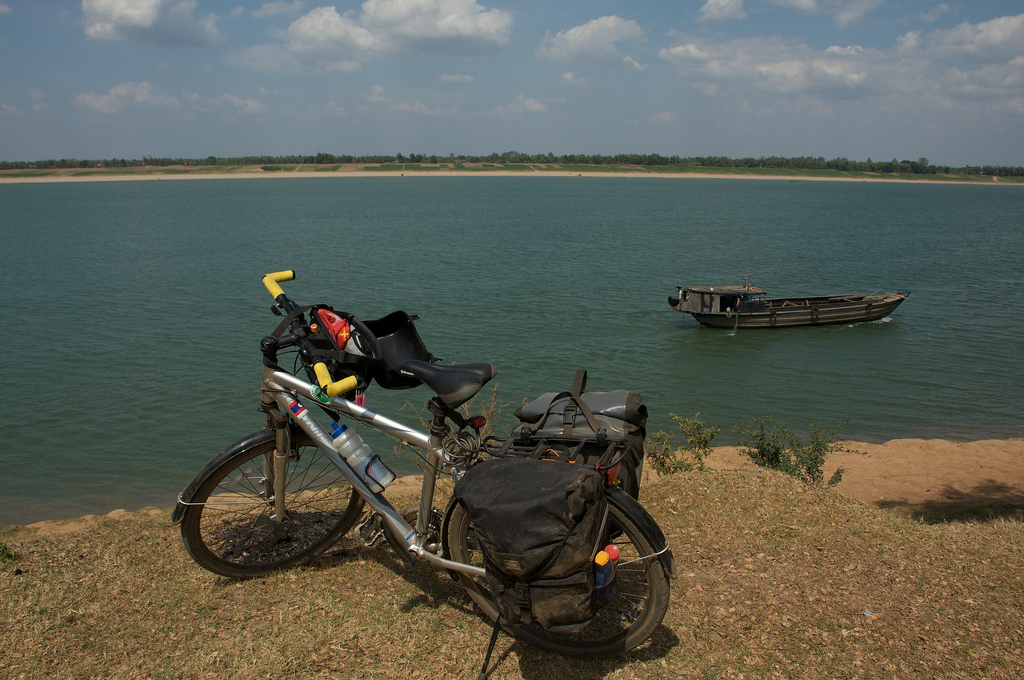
(315, 309, 351, 350)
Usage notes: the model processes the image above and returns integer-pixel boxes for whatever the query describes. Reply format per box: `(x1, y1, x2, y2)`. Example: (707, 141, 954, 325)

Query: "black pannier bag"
(513, 370, 648, 499)
(453, 456, 608, 631)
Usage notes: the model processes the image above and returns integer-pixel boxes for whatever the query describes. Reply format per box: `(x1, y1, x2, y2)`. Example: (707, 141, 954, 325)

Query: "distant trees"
(2, 152, 1023, 177)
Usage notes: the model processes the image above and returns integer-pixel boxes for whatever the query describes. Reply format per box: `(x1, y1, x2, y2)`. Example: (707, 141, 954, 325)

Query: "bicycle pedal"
(354, 510, 385, 547)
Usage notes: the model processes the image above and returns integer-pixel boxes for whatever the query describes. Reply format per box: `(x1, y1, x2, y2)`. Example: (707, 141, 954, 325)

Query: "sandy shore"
(1, 167, 1017, 185)
(707, 438, 1024, 521)
(14, 437, 1022, 535)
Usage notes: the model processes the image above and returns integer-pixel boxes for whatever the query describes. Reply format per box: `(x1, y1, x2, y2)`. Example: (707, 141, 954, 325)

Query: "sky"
(1, 1, 1023, 166)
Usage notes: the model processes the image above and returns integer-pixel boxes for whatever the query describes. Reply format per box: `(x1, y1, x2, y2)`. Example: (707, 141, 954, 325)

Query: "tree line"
(3, 152, 1023, 177)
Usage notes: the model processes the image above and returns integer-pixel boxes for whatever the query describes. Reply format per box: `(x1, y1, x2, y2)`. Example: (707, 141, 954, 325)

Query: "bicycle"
(172, 270, 674, 658)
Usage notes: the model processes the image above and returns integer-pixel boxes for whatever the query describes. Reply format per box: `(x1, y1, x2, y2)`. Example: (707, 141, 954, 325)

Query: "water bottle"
(594, 550, 615, 603)
(595, 544, 620, 604)
(331, 422, 396, 493)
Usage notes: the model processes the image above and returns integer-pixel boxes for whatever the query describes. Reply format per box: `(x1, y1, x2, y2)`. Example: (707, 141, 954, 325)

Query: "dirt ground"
(17, 439, 1023, 537)
(708, 438, 1024, 522)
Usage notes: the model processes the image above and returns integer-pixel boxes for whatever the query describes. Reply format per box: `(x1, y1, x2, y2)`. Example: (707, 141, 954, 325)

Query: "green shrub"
(0, 542, 15, 563)
(736, 415, 845, 487)
(648, 412, 721, 474)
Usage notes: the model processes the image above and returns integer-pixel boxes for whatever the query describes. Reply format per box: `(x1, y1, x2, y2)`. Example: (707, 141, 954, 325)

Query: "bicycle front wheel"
(179, 429, 364, 578)
(445, 486, 671, 657)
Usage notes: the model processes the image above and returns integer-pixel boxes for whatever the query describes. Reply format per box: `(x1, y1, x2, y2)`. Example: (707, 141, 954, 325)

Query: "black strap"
(272, 304, 314, 339)
(527, 393, 603, 436)
(515, 582, 532, 624)
(558, 394, 604, 437)
(571, 369, 588, 397)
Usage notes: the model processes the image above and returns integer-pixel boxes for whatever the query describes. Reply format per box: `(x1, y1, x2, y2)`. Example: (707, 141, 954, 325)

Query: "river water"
(1, 176, 1021, 526)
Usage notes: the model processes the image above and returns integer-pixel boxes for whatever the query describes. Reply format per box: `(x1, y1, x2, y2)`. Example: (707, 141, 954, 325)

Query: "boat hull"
(686, 294, 908, 329)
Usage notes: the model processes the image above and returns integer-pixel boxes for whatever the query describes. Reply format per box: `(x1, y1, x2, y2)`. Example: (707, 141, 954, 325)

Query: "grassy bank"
(3, 163, 1023, 184)
(2, 469, 1022, 679)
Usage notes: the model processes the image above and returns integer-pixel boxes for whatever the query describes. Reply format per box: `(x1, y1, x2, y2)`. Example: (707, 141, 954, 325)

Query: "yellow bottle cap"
(594, 550, 609, 566)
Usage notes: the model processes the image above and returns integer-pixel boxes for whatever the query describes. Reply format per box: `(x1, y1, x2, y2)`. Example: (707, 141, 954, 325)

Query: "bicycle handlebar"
(262, 270, 295, 300)
(263, 269, 360, 398)
(313, 363, 360, 397)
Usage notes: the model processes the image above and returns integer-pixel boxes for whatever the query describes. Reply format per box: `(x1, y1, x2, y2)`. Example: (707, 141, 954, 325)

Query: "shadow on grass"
(509, 624, 678, 679)
(312, 537, 485, 616)
(876, 479, 1024, 523)
(312, 537, 678, 679)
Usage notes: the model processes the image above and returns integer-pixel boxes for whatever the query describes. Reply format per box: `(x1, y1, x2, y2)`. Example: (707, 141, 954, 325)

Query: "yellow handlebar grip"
(312, 362, 333, 387)
(313, 363, 360, 398)
(326, 375, 359, 398)
(262, 270, 295, 299)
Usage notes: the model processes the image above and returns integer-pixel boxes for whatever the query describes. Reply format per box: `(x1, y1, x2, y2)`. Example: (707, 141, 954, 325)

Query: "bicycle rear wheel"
(445, 486, 671, 657)
(179, 429, 363, 578)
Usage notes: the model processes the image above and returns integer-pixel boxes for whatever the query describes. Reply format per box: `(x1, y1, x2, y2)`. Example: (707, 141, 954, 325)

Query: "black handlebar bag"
(453, 457, 608, 631)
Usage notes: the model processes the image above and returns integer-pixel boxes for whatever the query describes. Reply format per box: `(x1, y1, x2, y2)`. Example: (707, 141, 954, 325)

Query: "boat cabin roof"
(681, 285, 767, 296)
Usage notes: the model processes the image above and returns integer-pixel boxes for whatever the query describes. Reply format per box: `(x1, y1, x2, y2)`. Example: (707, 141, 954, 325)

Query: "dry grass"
(2, 471, 1022, 679)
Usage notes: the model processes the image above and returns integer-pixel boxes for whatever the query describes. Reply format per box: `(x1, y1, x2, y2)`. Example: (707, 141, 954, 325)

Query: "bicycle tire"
(179, 429, 364, 578)
(445, 486, 671, 657)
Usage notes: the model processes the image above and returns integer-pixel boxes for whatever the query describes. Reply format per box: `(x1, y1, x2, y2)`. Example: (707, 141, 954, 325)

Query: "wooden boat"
(668, 283, 909, 328)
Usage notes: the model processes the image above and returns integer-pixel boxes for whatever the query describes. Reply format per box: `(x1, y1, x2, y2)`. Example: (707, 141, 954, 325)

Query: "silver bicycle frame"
(262, 367, 485, 579)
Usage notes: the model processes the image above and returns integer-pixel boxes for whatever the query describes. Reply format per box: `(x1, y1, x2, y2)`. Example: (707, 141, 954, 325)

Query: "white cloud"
(361, 0, 512, 52)
(74, 82, 267, 117)
(660, 12, 1024, 113)
(185, 90, 265, 114)
(660, 36, 876, 95)
(252, 1, 304, 19)
(920, 13, 1024, 62)
(561, 72, 588, 86)
(213, 93, 266, 114)
(623, 56, 648, 71)
(228, 44, 301, 72)
(285, 6, 379, 54)
(917, 3, 956, 23)
(895, 30, 921, 53)
(266, 0, 511, 70)
(74, 81, 182, 113)
(82, 0, 222, 47)
(0, 4, 12, 14)
(941, 57, 1024, 100)
(768, 0, 817, 11)
(515, 95, 547, 113)
(700, 0, 747, 22)
(537, 15, 645, 69)
(325, 60, 363, 72)
(326, 98, 346, 116)
(833, 0, 885, 30)
(439, 73, 474, 83)
(30, 89, 47, 112)
(388, 101, 450, 116)
(771, 0, 887, 28)
(487, 94, 547, 119)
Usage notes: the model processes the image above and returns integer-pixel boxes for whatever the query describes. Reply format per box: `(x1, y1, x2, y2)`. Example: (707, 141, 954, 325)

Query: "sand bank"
(707, 438, 1024, 521)
(14, 437, 1023, 535)
(1, 168, 1015, 185)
